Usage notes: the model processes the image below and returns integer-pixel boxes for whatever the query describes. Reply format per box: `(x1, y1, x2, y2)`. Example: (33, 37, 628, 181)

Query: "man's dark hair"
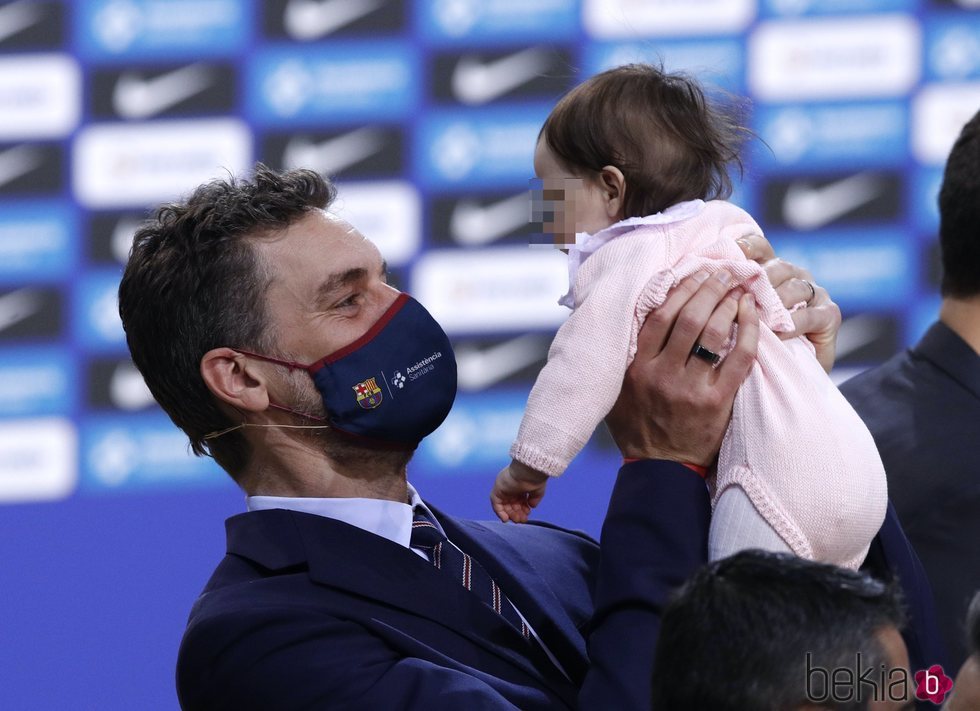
(938, 108, 980, 298)
(650, 550, 906, 711)
(540, 63, 749, 218)
(118, 164, 336, 477)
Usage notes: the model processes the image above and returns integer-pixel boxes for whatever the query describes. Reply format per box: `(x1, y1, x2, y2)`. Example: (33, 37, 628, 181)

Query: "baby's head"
(532, 63, 748, 246)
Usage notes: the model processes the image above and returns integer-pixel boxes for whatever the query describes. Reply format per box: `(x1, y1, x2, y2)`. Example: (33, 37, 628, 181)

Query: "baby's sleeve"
(510, 267, 655, 477)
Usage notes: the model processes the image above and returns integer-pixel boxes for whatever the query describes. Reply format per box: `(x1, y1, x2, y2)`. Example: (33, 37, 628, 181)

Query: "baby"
(491, 64, 887, 568)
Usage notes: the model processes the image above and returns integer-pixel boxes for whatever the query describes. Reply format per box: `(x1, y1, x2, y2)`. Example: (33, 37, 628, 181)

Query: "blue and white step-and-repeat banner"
(1, 0, 977, 705)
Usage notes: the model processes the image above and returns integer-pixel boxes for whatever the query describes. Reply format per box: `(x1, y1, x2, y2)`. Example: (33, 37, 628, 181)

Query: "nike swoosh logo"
(450, 193, 528, 246)
(284, 0, 385, 41)
(455, 334, 550, 391)
(834, 314, 889, 361)
(0, 145, 43, 188)
(0, 1, 44, 45)
(782, 173, 885, 230)
(282, 128, 386, 176)
(110, 362, 156, 410)
(452, 48, 552, 105)
(113, 64, 214, 120)
(112, 216, 141, 264)
(0, 288, 43, 333)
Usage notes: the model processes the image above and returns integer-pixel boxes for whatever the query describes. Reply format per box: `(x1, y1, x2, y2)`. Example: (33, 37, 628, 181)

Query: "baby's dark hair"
(541, 63, 749, 217)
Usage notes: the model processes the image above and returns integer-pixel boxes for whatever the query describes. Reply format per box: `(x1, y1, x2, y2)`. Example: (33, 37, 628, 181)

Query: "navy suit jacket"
(842, 320, 979, 670)
(177, 462, 944, 710)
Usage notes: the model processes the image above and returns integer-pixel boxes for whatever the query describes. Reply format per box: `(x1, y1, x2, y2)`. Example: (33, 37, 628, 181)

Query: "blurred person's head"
(944, 591, 980, 710)
(938, 108, 980, 299)
(651, 550, 911, 710)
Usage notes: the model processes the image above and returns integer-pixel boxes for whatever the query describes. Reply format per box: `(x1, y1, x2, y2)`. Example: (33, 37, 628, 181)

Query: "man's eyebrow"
(315, 267, 367, 299)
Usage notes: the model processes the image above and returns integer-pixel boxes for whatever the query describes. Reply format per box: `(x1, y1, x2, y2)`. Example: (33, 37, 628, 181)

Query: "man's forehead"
(257, 209, 381, 282)
(322, 208, 359, 234)
(321, 210, 382, 253)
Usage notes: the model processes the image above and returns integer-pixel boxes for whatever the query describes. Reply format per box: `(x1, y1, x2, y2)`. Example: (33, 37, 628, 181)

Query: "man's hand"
(604, 270, 759, 467)
(736, 234, 842, 373)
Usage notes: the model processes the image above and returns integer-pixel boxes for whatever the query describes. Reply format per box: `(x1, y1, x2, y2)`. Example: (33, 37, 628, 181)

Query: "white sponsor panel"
(583, 0, 755, 38)
(331, 181, 421, 267)
(0, 418, 77, 503)
(748, 15, 920, 100)
(411, 248, 568, 334)
(0, 54, 81, 141)
(911, 82, 980, 165)
(72, 119, 252, 209)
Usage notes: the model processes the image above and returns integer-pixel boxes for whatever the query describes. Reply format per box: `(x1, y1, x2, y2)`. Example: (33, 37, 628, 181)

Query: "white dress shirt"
(248, 483, 438, 561)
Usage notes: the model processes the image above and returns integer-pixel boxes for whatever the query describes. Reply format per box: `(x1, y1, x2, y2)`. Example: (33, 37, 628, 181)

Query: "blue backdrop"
(1, 0, 977, 707)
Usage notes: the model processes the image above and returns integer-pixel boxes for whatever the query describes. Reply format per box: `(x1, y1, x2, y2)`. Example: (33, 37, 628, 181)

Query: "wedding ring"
(691, 343, 722, 365)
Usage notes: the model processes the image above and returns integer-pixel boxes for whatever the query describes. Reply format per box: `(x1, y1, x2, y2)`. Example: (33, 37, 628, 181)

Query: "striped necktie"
(410, 508, 530, 639)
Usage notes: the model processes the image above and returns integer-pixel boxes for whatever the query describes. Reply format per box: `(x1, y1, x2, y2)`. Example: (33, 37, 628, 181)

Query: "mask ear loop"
(203, 421, 333, 441)
(202, 350, 335, 441)
(203, 403, 332, 442)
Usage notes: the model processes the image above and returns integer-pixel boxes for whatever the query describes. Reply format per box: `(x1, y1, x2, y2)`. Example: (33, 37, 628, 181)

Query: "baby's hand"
(490, 460, 549, 524)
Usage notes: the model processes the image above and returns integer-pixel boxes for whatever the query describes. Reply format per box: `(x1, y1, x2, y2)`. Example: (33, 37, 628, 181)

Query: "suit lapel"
(227, 508, 573, 699)
(433, 508, 590, 683)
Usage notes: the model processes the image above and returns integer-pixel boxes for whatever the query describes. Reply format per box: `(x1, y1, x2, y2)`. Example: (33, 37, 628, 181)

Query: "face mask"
(240, 293, 457, 449)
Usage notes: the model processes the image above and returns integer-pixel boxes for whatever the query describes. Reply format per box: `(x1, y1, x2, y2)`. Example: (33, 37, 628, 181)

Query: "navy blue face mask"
(239, 293, 457, 449)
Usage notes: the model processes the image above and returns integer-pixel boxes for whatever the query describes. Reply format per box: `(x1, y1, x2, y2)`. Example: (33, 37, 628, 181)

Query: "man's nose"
(376, 282, 401, 311)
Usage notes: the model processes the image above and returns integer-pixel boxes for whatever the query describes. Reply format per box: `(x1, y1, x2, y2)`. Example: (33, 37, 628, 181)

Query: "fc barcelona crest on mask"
(353, 377, 383, 409)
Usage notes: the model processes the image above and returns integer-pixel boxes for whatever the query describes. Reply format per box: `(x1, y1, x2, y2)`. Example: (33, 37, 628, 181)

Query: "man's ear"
(598, 165, 627, 220)
(200, 348, 270, 413)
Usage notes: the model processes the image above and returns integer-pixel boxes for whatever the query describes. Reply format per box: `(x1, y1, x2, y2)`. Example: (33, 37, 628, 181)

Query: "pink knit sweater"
(511, 200, 887, 568)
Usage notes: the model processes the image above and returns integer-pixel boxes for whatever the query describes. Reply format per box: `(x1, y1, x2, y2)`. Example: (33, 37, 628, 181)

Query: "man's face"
(255, 209, 398, 369)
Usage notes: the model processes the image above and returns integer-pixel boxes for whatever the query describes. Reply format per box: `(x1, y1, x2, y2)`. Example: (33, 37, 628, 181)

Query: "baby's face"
(530, 138, 616, 249)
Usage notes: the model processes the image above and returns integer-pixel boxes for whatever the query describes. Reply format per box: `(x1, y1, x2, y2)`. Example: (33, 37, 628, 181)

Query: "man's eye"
(337, 294, 359, 308)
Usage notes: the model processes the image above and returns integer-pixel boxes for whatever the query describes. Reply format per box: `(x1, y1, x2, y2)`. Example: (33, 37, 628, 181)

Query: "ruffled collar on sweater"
(559, 200, 706, 308)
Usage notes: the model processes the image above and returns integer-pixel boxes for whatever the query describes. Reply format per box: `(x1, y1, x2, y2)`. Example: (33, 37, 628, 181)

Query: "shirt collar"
(559, 200, 706, 308)
(246, 482, 442, 549)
